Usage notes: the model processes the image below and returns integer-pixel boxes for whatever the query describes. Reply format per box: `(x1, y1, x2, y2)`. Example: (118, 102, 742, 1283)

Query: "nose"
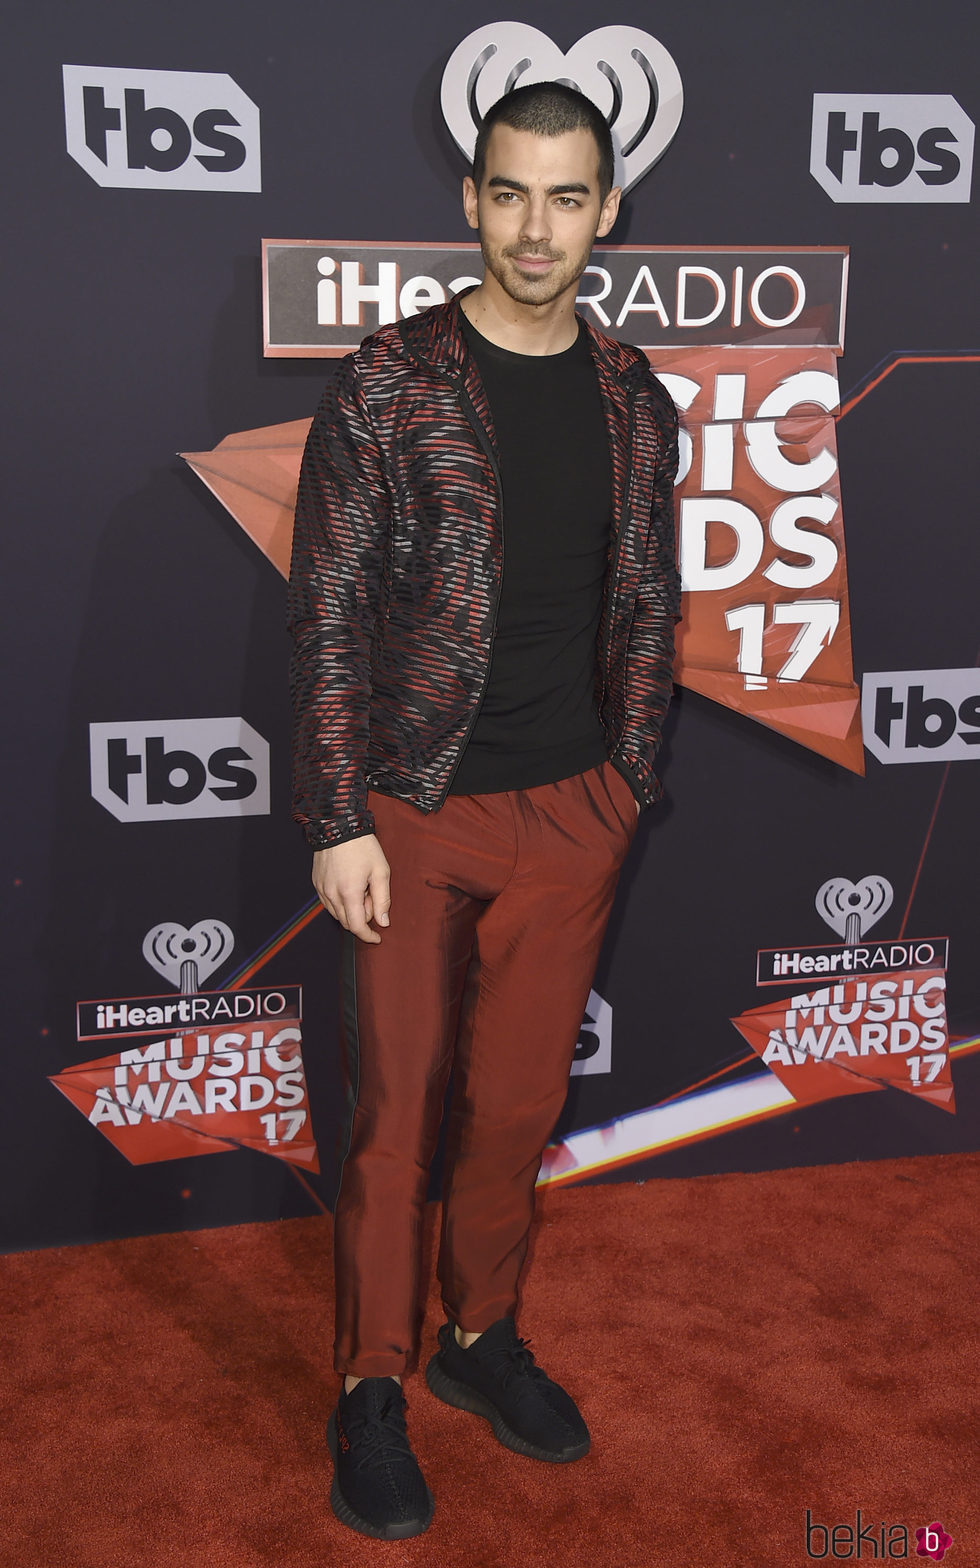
(519, 195, 552, 247)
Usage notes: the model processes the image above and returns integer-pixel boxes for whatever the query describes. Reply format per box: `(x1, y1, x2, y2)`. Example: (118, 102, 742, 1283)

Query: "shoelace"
(345, 1398, 416, 1471)
(473, 1335, 550, 1394)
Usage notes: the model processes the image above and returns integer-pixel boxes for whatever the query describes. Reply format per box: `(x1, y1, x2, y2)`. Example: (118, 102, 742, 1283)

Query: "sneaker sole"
(424, 1353, 590, 1463)
(326, 1412, 434, 1540)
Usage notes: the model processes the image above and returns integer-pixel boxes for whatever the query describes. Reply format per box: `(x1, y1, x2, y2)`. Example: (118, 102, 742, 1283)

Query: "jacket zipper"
(600, 382, 638, 743)
(435, 380, 506, 805)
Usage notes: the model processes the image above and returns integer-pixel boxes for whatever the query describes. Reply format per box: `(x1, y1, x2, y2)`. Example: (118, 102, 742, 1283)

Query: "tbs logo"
(63, 66, 261, 191)
(810, 94, 974, 203)
(90, 718, 270, 822)
(571, 989, 612, 1077)
(862, 670, 980, 765)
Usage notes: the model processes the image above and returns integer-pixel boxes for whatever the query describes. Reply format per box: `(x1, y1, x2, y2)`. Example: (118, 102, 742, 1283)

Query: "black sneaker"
(326, 1377, 434, 1539)
(425, 1317, 590, 1463)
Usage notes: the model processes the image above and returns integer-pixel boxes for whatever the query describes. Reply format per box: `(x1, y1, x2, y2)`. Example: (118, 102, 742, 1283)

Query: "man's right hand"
(312, 835, 391, 944)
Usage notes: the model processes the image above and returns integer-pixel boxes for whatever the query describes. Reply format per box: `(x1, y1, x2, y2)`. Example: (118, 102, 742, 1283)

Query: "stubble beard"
(480, 234, 595, 309)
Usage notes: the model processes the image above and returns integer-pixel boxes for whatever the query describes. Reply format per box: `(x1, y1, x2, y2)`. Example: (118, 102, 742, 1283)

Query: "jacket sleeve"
(614, 379, 682, 808)
(286, 356, 391, 849)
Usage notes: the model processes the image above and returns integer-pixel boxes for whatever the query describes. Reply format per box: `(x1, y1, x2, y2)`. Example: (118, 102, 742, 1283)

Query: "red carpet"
(1, 1153, 976, 1567)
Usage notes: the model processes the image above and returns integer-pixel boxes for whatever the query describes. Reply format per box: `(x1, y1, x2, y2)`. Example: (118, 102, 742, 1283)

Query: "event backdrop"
(3, 0, 978, 1252)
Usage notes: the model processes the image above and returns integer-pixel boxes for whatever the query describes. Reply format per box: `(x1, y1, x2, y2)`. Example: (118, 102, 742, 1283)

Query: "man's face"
(463, 124, 621, 309)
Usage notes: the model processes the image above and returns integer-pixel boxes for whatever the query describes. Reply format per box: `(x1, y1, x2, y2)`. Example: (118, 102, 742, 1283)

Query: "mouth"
(510, 253, 559, 273)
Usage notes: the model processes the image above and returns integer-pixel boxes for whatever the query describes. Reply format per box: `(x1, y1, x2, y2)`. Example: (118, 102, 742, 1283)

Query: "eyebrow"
(486, 176, 592, 196)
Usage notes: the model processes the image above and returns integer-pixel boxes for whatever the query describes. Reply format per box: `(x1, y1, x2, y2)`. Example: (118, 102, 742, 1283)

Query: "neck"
(460, 276, 580, 356)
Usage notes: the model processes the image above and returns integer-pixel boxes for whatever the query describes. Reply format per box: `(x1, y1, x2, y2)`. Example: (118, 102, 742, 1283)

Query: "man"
(287, 81, 680, 1540)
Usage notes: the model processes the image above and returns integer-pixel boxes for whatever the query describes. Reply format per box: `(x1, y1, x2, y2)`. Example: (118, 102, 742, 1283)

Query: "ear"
(462, 175, 480, 232)
(596, 186, 622, 240)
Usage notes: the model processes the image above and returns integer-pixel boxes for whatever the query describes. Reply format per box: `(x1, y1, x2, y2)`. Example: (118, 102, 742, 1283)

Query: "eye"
(555, 196, 581, 209)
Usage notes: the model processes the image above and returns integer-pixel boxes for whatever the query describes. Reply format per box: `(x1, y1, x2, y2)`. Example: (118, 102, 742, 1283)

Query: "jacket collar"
(395, 293, 648, 388)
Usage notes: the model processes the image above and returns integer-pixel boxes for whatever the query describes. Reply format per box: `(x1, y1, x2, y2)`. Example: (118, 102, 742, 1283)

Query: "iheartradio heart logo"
(142, 919, 235, 991)
(440, 22, 684, 195)
(815, 877, 894, 941)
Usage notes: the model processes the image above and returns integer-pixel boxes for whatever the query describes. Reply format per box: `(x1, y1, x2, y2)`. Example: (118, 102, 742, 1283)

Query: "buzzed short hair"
(472, 81, 615, 200)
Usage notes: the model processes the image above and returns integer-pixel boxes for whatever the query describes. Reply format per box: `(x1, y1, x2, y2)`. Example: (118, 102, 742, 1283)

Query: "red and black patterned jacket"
(287, 296, 680, 850)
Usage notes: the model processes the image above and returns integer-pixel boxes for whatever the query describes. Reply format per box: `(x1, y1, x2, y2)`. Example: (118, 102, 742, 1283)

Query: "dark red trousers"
(333, 759, 638, 1376)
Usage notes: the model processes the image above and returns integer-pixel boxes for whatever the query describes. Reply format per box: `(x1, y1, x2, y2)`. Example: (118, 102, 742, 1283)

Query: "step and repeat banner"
(3, 2, 977, 1250)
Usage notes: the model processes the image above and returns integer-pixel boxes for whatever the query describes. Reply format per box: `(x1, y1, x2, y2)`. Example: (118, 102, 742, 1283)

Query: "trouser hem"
(442, 1298, 517, 1335)
(334, 1351, 419, 1379)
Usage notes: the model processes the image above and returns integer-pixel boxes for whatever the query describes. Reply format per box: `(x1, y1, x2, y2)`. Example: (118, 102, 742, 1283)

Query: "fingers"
(315, 877, 378, 943)
(369, 862, 391, 929)
(316, 888, 380, 943)
(341, 889, 382, 944)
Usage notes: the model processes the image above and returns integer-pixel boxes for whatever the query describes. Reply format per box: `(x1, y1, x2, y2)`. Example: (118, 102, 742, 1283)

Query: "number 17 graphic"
(725, 599, 840, 689)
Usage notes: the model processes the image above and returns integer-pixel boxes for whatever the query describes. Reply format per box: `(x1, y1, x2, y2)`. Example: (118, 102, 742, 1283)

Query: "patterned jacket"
(287, 296, 680, 849)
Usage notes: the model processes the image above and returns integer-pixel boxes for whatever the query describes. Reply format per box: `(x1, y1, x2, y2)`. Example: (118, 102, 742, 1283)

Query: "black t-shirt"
(448, 314, 612, 795)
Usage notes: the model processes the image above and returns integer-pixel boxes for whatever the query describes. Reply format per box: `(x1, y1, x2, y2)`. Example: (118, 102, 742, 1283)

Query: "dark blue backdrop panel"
(2, 0, 977, 1249)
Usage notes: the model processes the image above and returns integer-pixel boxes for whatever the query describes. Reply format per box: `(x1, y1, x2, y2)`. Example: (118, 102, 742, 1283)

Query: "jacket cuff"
(610, 755, 663, 811)
(302, 812, 376, 850)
